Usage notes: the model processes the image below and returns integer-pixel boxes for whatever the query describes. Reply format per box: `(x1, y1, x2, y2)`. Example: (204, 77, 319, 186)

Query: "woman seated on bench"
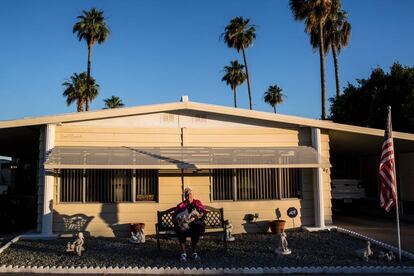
(174, 187, 205, 262)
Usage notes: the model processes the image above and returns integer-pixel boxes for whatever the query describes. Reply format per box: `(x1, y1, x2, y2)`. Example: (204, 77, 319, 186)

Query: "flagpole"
(394, 170, 402, 262)
(389, 106, 402, 261)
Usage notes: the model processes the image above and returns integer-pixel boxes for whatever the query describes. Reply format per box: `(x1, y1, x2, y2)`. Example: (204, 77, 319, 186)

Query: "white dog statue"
(66, 232, 85, 256)
(224, 220, 235, 242)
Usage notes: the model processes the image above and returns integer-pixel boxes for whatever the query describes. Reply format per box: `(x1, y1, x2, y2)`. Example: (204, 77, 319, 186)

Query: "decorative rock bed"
(0, 229, 413, 273)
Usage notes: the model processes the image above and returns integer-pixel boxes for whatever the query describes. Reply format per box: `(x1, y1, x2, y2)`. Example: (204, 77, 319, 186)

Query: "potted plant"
(269, 208, 285, 234)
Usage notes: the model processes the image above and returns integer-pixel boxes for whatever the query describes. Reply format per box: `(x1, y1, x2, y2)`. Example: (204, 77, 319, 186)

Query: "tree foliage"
(222, 17, 256, 110)
(310, 0, 351, 97)
(62, 72, 99, 112)
(330, 63, 414, 133)
(290, 0, 338, 120)
(264, 85, 285, 113)
(103, 95, 125, 109)
(73, 8, 110, 111)
(222, 60, 247, 108)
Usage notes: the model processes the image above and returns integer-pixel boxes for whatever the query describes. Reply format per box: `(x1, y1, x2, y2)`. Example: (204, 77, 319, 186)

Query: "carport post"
(312, 128, 325, 228)
(41, 124, 55, 235)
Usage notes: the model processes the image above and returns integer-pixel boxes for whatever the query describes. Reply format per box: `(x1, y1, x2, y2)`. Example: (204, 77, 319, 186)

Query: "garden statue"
(66, 232, 85, 256)
(130, 223, 146, 244)
(355, 241, 373, 262)
(378, 251, 396, 262)
(275, 230, 291, 255)
(224, 220, 235, 242)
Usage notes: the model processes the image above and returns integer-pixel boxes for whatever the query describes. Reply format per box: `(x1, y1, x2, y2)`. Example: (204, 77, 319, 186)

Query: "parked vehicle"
(331, 179, 366, 211)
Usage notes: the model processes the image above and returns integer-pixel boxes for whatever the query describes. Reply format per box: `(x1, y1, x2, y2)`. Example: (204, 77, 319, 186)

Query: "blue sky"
(0, 0, 413, 120)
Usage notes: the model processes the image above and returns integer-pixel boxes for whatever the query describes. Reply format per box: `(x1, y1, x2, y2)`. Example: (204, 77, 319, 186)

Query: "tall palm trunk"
(273, 105, 276, 114)
(332, 44, 341, 97)
(318, 22, 327, 120)
(86, 43, 92, 111)
(241, 47, 253, 110)
(77, 99, 84, 112)
(233, 88, 238, 108)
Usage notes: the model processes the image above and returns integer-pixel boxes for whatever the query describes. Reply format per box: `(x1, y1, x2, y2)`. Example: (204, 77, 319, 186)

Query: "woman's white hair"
(184, 187, 192, 197)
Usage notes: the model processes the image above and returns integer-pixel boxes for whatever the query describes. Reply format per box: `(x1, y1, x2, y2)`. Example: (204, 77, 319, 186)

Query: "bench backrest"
(157, 205, 224, 232)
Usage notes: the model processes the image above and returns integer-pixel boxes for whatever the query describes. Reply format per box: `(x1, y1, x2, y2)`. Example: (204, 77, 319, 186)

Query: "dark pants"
(176, 222, 205, 244)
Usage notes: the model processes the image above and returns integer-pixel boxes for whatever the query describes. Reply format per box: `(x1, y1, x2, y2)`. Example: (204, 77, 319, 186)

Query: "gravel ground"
(0, 229, 413, 268)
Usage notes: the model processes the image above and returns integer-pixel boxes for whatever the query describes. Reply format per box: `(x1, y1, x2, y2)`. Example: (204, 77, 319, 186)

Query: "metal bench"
(155, 205, 227, 250)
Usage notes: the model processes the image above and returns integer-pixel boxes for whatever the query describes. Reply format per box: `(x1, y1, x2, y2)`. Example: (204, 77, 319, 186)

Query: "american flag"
(379, 107, 397, 212)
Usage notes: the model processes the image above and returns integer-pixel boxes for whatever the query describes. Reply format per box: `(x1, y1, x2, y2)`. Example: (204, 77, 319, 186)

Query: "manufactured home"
(0, 97, 413, 237)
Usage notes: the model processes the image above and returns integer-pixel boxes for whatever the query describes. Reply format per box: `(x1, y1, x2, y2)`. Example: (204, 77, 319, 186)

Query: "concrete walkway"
(333, 213, 414, 253)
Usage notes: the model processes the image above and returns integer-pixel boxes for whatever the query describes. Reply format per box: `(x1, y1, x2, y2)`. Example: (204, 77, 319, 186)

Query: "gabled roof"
(1, 99, 414, 141)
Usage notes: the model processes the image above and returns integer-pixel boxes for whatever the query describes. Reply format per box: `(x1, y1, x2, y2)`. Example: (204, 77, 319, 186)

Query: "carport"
(328, 128, 414, 216)
(0, 125, 42, 233)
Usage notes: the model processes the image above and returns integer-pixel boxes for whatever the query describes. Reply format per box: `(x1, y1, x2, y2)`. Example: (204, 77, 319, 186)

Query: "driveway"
(333, 213, 414, 253)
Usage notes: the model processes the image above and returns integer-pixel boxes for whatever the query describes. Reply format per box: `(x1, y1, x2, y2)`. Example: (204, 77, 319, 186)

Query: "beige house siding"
(183, 128, 298, 147)
(53, 173, 310, 236)
(55, 126, 299, 148)
(51, 115, 330, 237)
(321, 131, 332, 224)
(55, 127, 182, 147)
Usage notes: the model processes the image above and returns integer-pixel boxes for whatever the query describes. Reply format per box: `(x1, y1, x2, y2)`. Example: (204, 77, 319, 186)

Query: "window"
(85, 169, 132, 203)
(211, 168, 301, 201)
(59, 169, 158, 203)
(212, 169, 234, 200)
(135, 169, 158, 201)
(60, 169, 83, 202)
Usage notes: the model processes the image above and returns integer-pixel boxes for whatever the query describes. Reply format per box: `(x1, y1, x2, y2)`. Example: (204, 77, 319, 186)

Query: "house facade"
(0, 97, 413, 237)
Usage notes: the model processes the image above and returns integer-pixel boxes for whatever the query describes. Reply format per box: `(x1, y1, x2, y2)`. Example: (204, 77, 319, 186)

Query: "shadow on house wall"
(100, 203, 131, 238)
(53, 210, 94, 237)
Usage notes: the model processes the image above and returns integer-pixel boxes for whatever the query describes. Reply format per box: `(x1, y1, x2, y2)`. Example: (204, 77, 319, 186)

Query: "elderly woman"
(174, 187, 206, 262)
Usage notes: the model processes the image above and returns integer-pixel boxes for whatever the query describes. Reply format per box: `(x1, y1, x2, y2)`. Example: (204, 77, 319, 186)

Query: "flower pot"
(130, 223, 145, 234)
(269, 220, 285, 234)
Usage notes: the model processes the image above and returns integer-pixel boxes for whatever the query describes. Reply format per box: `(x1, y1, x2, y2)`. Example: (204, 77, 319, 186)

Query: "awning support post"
(41, 124, 55, 235)
(312, 128, 325, 228)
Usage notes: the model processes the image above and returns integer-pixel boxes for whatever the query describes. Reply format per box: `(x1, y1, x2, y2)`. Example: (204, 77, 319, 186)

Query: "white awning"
(44, 146, 329, 169)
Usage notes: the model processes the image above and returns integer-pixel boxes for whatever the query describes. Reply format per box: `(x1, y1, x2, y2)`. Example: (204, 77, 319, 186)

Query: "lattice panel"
(204, 211, 222, 228)
(160, 212, 175, 230)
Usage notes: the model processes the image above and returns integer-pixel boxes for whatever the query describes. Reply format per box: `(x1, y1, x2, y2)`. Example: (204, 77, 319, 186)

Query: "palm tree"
(221, 60, 247, 108)
(62, 72, 99, 112)
(62, 73, 85, 112)
(290, 0, 338, 119)
(103, 96, 125, 109)
(264, 85, 285, 113)
(73, 8, 110, 111)
(222, 17, 256, 110)
(311, 6, 351, 97)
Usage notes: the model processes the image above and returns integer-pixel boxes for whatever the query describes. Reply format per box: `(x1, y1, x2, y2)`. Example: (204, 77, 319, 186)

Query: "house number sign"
(287, 207, 298, 218)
